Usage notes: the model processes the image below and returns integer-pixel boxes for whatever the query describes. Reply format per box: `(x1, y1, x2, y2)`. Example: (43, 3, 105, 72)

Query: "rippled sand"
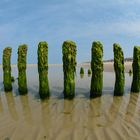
(0, 65, 139, 140)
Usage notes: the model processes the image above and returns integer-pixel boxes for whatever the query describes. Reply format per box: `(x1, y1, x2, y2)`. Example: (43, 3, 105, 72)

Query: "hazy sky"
(0, 0, 140, 64)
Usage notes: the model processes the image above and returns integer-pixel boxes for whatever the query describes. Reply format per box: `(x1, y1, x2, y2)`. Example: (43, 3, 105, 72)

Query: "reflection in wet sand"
(0, 96, 3, 113)
(41, 100, 51, 139)
(41, 99, 66, 140)
(60, 100, 74, 140)
(1, 92, 140, 139)
(108, 96, 123, 125)
(80, 74, 84, 79)
(0, 66, 139, 139)
(125, 93, 139, 122)
(87, 98, 102, 129)
(19, 94, 32, 124)
(5, 92, 18, 121)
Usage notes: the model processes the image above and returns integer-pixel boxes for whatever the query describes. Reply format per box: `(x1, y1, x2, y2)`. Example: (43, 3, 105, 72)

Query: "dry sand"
(103, 61, 132, 73)
(80, 61, 132, 73)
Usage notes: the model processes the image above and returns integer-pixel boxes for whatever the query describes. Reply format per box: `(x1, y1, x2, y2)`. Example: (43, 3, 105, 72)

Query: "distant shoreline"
(0, 58, 133, 68)
(80, 61, 132, 73)
(0, 61, 132, 73)
(83, 58, 133, 64)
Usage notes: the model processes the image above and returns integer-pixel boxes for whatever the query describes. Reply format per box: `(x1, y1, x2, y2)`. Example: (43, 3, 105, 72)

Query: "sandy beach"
(103, 61, 132, 72)
(79, 61, 132, 73)
(0, 92, 139, 140)
(0, 63, 139, 140)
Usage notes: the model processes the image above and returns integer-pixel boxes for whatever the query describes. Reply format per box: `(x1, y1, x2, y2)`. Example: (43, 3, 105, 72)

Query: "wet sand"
(103, 62, 132, 73)
(0, 92, 140, 140)
(0, 64, 139, 140)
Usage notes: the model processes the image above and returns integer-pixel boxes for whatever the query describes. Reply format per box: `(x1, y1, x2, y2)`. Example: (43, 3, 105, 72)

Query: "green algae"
(2, 47, 12, 91)
(38, 41, 50, 99)
(131, 46, 140, 92)
(62, 40, 77, 99)
(88, 69, 92, 75)
(129, 69, 132, 77)
(90, 41, 103, 98)
(113, 43, 125, 96)
(17, 44, 28, 94)
(80, 67, 84, 75)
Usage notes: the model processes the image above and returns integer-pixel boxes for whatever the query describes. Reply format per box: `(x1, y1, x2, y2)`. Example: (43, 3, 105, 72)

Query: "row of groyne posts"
(2, 41, 140, 99)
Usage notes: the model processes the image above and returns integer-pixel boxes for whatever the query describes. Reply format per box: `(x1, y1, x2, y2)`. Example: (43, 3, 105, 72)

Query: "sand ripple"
(0, 92, 139, 140)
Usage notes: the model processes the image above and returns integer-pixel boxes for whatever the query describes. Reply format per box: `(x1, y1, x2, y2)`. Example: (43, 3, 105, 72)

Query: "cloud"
(0, 0, 140, 63)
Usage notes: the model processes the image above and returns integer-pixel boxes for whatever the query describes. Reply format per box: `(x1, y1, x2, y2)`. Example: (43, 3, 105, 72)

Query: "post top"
(63, 40, 76, 47)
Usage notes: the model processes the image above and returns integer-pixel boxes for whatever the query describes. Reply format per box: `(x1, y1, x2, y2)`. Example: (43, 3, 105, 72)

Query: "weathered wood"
(3, 47, 12, 91)
(17, 44, 28, 94)
(80, 67, 84, 75)
(131, 46, 140, 92)
(38, 42, 50, 98)
(62, 40, 77, 99)
(90, 41, 103, 98)
(113, 43, 125, 96)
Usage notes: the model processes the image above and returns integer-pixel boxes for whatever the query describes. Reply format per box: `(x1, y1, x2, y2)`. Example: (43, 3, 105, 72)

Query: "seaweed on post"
(131, 46, 140, 92)
(90, 41, 103, 98)
(113, 43, 125, 96)
(62, 40, 77, 99)
(80, 67, 84, 75)
(80, 73, 84, 79)
(128, 69, 132, 77)
(88, 69, 92, 75)
(17, 44, 28, 94)
(3, 47, 12, 91)
(38, 42, 50, 99)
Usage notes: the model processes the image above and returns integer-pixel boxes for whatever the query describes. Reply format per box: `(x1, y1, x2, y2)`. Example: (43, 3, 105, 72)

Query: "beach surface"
(0, 63, 139, 140)
(0, 61, 132, 72)
(80, 61, 132, 73)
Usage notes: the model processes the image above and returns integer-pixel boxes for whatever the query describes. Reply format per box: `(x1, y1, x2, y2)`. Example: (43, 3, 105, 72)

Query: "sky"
(0, 0, 140, 64)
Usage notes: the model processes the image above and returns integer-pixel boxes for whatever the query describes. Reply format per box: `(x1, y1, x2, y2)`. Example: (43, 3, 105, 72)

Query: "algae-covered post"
(62, 40, 77, 99)
(131, 46, 140, 92)
(80, 67, 84, 75)
(3, 47, 12, 91)
(17, 44, 28, 94)
(129, 69, 132, 77)
(38, 42, 50, 98)
(113, 43, 125, 96)
(90, 41, 103, 98)
(88, 69, 92, 75)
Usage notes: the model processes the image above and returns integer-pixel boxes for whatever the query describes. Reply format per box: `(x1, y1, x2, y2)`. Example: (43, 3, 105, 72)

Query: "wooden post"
(131, 46, 140, 92)
(88, 69, 92, 75)
(62, 40, 77, 99)
(3, 47, 12, 91)
(90, 41, 103, 98)
(113, 43, 125, 96)
(38, 42, 50, 98)
(17, 44, 28, 94)
(80, 67, 84, 75)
